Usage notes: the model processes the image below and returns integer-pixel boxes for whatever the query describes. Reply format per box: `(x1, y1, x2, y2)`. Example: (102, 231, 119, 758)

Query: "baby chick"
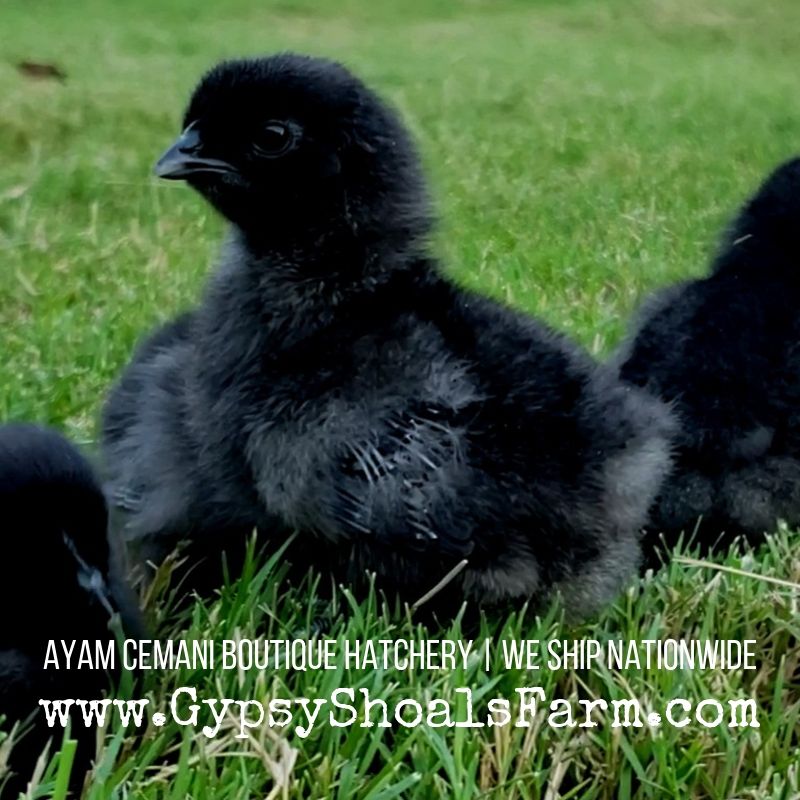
(0, 424, 138, 793)
(616, 157, 800, 552)
(102, 54, 674, 616)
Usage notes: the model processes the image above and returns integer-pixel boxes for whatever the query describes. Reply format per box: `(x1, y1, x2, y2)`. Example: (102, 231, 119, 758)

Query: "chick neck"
(198, 199, 437, 360)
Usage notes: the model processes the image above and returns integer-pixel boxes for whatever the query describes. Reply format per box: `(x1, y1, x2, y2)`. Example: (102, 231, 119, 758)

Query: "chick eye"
(253, 121, 295, 158)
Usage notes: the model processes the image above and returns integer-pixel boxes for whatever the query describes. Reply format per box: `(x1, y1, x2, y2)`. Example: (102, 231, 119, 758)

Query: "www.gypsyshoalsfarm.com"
(39, 687, 759, 739)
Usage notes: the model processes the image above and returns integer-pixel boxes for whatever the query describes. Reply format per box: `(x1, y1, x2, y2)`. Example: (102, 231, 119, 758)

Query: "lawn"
(0, 0, 799, 797)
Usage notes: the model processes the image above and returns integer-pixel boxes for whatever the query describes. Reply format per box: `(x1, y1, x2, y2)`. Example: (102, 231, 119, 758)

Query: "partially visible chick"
(615, 157, 800, 552)
(0, 424, 137, 794)
(102, 54, 674, 617)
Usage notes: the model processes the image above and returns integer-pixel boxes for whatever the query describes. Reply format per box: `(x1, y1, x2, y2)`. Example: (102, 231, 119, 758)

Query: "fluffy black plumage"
(0, 424, 137, 793)
(101, 53, 674, 616)
(615, 157, 800, 552)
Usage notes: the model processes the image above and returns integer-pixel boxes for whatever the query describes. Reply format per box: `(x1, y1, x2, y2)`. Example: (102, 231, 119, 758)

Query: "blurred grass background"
(0, 0, 799, 797)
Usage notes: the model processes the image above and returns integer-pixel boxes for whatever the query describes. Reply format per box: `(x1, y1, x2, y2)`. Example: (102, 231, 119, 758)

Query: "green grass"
(1, 0, 799, 797)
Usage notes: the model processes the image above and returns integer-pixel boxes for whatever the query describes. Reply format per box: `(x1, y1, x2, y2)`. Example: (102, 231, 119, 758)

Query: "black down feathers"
(101, 54, 675, 616)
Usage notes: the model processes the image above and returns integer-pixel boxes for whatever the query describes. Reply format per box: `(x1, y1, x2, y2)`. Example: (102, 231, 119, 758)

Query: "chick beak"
(154, 122, 236, 180)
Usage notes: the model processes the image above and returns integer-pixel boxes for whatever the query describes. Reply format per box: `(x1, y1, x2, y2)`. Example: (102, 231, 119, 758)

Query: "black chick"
(615, 157, 800, 553)
(0, 424, 136, 794)
(101, 54, 674, 617)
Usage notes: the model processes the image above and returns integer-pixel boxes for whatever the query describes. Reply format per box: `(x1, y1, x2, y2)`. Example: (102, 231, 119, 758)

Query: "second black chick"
(615, 157, 800, 553)
(0, 424, 137, 795)
(102, 54, 674, 617)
